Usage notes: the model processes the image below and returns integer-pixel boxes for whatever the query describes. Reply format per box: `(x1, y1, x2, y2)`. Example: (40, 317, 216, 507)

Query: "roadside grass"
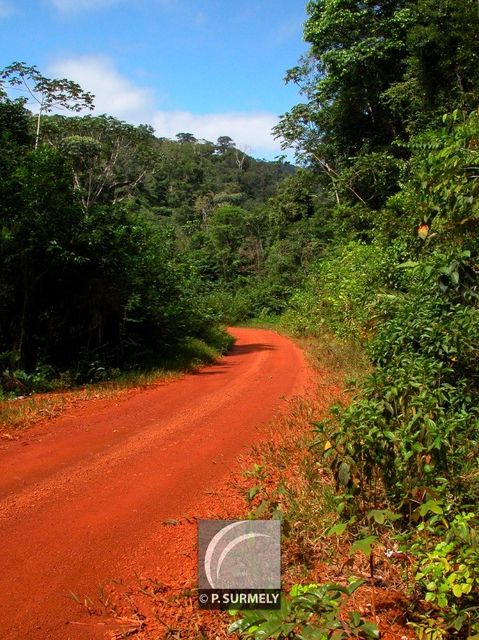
(241, 315, 370, 385)
(238, 315, 282, 331)
(0, 331, 234, 434)
(227, 332, 411, 639)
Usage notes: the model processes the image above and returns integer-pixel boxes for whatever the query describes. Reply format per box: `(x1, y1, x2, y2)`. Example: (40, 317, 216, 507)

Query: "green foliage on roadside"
(0, 79, 291, 392)
(292, 111, 479, 637)
(312, 114, 479, 509)
(282, 241, 401, 339)
(271, 2, 479, 633)
(229, 580, 379, 640)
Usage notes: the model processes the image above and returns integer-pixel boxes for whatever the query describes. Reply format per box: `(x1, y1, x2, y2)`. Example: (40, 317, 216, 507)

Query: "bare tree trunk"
(16, 283, 28, 367)
(34, 110, 41, 149)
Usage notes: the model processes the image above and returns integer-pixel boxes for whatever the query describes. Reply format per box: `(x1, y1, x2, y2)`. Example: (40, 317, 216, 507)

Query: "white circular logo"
(203, 521, 279, 589)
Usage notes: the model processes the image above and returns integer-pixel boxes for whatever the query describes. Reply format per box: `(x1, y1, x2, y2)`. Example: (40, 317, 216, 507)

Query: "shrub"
(283, 241, 401, 339)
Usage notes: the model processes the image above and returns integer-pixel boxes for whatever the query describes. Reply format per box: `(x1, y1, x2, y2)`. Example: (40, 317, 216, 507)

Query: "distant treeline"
(0, 81, 296, 389)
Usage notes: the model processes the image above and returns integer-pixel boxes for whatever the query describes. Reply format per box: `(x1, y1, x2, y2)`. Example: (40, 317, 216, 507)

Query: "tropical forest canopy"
(0, 62, 295, 384)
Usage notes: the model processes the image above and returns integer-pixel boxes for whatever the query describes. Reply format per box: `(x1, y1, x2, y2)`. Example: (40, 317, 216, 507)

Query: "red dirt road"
(0, 328, 310, 640)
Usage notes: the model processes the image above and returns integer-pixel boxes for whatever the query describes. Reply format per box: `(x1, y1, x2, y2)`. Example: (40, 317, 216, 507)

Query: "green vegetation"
(0, 65, 290, 397)
(266, 1, 479, 636)
(229, 581, 379, 639)
(2, 0, 479, 634)
(0, 333, 233, 431)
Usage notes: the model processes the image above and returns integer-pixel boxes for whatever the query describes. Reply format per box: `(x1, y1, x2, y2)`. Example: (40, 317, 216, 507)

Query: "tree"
(0, 97, 32, 147)
(176, 132, 197, 144)
(41, 115, 156, 213)
(216, 136, 235, 153)
(274, 0, 479, 205)
(0, 143, 84, 368)
(204, 205, 249, 280)
(0, 61, 94, 148)
(276, 1, 409, 160)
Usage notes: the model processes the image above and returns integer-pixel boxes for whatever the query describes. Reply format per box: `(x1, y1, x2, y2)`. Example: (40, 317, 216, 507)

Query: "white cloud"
(153, 111, 281, 155)
(48, 55, 284, 159)
(0, 0, 15, 18)
(50, 0, 122, 12)
(49, 55, 155, 123)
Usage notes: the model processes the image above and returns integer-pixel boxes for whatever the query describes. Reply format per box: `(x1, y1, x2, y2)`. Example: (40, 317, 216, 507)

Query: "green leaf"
(247, 486, 261, 501)
(254, 619, 284, 637)
(417, 500, 444, 517)
(326, 523, 348, 536)
(359, 622, 381, 639)
(350, 536, 377, 558)
(452, 583, 463, 598)
(367, 509, 400, 525)
(227, 619, 246, 633)
(302, 627, 331, 639)
(338, 461, 351, 487)
(345, 579, 366, 595)
(349, 611, 361, 626)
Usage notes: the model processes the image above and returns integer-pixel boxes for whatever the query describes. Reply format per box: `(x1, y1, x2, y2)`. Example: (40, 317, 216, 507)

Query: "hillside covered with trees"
(0, 64, 295, 390)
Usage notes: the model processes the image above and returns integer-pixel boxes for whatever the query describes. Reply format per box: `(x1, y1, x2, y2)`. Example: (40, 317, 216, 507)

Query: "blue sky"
(0, 0, 309, 159)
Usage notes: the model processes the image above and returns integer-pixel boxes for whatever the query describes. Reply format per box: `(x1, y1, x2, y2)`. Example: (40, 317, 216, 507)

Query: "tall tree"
(0, 61, 94, 148)
(275, 0, 479, 205)
(176, 132, 197, 144)
(41, 115, 155, 213)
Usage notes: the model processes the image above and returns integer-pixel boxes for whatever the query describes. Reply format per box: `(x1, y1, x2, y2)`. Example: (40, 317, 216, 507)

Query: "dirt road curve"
(0, 328, 310, 640)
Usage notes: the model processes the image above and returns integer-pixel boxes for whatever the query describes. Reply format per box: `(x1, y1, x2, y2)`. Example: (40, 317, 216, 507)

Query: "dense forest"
(0, 64, 297, 389)
(270, 0, 478, 637)
(1, 0, 479, 635)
